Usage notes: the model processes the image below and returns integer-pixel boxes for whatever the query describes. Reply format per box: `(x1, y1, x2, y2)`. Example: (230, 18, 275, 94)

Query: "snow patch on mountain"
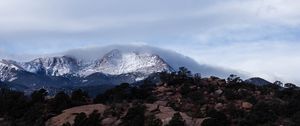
(0, 45, 243, 84)
(64, 45, 242, 78)
(20, 56, 79, 76)
(0, 48, 172, 81)
(0, 60, 23, 81)
(80, 49, 171, 76)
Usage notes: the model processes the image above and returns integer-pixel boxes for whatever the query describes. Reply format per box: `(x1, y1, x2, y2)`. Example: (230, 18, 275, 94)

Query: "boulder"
(146, 104, 160, 112)
(217, 79, 226, 85)
(215, 89, 223, 95)
(156, 86, 172, 93)
(146, 103, 206, 126)
(242, 102, 253, 110)
(155, 100, 168, 107)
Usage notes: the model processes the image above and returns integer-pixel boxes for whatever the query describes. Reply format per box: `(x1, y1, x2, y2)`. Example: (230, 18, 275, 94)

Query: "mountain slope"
(0, 46, 243, 94)
(20, 56, 79, 76)
(0, 60, 23, 82)
(0, 48, 175, 94)
(80, 49, 172, 76)
(65, 45, 242, 78)
(245, 77, 272, 86)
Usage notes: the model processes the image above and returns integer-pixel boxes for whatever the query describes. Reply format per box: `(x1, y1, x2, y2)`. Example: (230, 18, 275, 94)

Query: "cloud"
(177, 41, 300, 84)
(0, 0, 298, 38)
(0, 0, 299, 46)
(0, 0, 299, 84)
(63, 45, 242, 78)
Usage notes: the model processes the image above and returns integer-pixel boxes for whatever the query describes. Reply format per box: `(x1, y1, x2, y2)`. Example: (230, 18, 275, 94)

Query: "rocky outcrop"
(145, 103, 206, 126)
(241, 102, 253, 110)
(46, 104, 107, 126)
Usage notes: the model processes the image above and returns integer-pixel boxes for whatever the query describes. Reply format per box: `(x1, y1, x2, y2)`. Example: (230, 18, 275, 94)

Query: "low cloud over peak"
(63, 45, 241, 78)
(0, 0, 299, 84)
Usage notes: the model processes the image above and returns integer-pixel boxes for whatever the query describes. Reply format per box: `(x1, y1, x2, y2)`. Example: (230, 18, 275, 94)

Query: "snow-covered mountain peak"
(0, 60, 23, 81)
(0, 46, 242, 92)
(94, 49, 122, 67)
(90, 49, 172, 75)
(104, 49, 122, 58)
(0, 60, 22, 71)
(20, 56, 79, 76)
(0, 48, 174, 80)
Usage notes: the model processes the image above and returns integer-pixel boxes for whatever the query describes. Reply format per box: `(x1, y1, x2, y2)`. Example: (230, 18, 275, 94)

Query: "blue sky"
(0, 0, 300, 84)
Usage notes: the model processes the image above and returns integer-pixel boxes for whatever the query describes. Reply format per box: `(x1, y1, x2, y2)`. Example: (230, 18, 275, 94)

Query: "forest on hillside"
(1, 67, 300, 126)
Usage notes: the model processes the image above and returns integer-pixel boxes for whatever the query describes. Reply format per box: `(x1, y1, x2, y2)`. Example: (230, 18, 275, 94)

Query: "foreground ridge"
(0, 69, 298, 126)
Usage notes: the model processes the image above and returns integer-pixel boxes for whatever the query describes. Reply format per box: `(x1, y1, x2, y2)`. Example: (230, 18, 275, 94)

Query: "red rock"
(242, 102, 253, 110)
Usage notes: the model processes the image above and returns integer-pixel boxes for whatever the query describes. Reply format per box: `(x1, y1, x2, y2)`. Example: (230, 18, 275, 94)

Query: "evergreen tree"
(227, 74, 243, 84)
(85, 110, 102, 126)
(71, 89, 89, 106)
(178, 67, 191, 78)
(72, 111, 102, 126)
(48, 91, 71, 114)
(145, 115, 162, 126)
(206, 109, 229, 126)
(74, 112, 87, 126)
(202, 118, 221, 126)
(31, 89, 48, 103)
(62, 122, 71, 126)
(274, 81, 283, 87)
(166, 112, 185, 126)
(122, 104, 146, 126)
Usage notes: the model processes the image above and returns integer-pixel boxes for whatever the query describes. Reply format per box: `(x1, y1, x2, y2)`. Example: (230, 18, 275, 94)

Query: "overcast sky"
(0, 0, 300, 84)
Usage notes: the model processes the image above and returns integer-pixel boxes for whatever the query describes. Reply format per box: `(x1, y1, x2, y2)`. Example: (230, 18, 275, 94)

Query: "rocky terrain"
(43, 70, 299, 126)
(0, 67, 299, 126)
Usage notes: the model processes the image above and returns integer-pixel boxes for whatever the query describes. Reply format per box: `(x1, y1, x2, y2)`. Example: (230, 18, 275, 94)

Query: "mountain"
(0, 48, 175, 94)
(20, 56, 79, 76)
(65, 45, 241, 78)
(79, 49, 172, 76)
(0, 46, 242, 94)
(0, 60, 24, 82)
(15, 48, 172, 78)
(245, 77, 272, 86)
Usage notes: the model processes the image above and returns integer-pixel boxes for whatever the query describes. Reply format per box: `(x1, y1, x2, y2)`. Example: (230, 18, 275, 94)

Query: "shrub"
(166, 112, 185, 126)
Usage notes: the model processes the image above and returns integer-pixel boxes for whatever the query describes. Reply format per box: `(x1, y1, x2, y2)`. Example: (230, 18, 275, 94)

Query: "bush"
(145, 115, 162, 126)
(202, 118, 222, 126)
(244, 102, 277, 125)
(122, 104, 146, 126)
(74, 112, 87, 126)
(166, 112, 185, 126)
(71, 89, 89, 106)
(206, 109, 229, 126)
(31, 89, 48, 103)
(48, 91, 72, 114)
(73, 111, 102, 126)
(292, 111, 300, 125)
(187, 91, 204, 104)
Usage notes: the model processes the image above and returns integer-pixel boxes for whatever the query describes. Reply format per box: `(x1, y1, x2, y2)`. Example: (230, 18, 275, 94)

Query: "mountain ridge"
(0, 49, 174, 94)
(9, 49, 172, 78)
(0, 46, 245, 95)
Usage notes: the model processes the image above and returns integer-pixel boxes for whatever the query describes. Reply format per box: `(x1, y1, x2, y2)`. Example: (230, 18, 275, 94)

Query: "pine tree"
(166, 112, 185, 126)
(145, 115, 162, 126)
(74, 112, 87, 126)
